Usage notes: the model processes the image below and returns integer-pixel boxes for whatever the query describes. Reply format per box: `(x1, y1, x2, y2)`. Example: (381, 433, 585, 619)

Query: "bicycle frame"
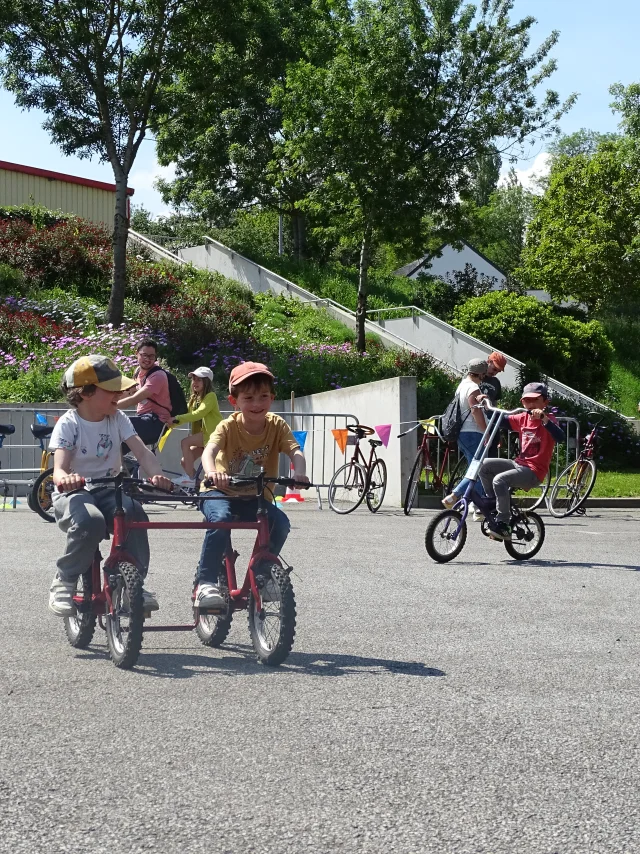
(420, 431, 452, 490)
(74, 474, 281, 631)
(447, 404, 527, 537)
(348, 437, 378, 482)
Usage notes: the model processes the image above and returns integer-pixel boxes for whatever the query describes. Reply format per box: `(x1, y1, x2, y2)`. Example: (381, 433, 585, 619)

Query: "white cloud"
(128, 160, 176, 216)
(499, 151, 551, 193)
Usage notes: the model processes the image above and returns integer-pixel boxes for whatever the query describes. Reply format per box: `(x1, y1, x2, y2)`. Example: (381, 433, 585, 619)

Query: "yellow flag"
(420, 418, 437, 436)
(157, 427, 173, 453)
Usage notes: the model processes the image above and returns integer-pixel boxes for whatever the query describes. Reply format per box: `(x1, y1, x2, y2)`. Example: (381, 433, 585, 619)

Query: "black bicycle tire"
(194, 573, 233, 647)
(63, 571, 96, 649)
(247, 563, 296, 666)
(425, 510, 467, 563)
(366, 459, 387, 513)
(105, 561, 144, 669)
(403, 451, 424, 516)
(548, 459, 597, 518)
(503, 511, 546, 560)
(31, 467, 55, 522)
(328, 462, 367, 514)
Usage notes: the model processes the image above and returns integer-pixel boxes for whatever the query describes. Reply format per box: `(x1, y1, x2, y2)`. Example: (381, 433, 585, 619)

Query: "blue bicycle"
(424, 404, 546, 563)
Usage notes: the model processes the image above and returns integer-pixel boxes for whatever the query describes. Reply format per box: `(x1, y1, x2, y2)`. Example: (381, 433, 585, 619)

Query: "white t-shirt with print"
(456, 377, 484, 434)
(49, 409, 137, 480)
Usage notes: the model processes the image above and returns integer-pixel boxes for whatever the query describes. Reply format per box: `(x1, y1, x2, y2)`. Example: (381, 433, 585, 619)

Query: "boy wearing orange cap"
(195, 362, 309, 609)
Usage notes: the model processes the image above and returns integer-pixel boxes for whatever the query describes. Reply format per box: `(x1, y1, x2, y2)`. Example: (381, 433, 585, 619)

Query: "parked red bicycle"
(61, 471, 310, 669)
(398, 419, 467, 515)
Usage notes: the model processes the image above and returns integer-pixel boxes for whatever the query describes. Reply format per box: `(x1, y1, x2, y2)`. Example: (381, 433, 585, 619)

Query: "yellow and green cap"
(63, 355, 136, 392)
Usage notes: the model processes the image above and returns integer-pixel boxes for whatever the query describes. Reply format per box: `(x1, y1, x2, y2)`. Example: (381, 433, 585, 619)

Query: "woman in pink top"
(478, 383, 565, 541)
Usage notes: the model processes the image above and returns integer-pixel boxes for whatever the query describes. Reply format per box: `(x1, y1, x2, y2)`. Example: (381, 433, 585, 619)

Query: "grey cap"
(467, 358, 488, 375)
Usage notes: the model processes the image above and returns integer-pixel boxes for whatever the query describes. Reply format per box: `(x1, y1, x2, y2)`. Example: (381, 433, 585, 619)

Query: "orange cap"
(488, 352, 507, 372)
(228, 361, 274, 392)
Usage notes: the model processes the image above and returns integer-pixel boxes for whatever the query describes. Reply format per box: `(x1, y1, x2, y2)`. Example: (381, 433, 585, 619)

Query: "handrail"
(128, 229, 187, 265)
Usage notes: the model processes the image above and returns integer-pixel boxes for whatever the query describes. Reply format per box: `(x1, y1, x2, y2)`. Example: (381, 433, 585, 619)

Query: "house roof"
(394, 240, 508, 280)
(0, 160, 135, 196)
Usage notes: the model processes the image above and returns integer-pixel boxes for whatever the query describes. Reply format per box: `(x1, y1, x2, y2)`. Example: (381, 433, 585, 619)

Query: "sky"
(1, 0, 638, 213)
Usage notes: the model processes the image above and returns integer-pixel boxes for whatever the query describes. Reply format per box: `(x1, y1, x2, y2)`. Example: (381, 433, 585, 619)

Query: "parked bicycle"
(327, 424, 387, 514)
(28, 421, 55, 521)
(399, 418, 467, 515)
(60, 470, 310, 669)
(547, 413, 602, 518)
(425, 404, 546, 563)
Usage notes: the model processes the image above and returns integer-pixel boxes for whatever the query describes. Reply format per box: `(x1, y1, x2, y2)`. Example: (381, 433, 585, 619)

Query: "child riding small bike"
(196, 361, 309, 609)
(478, 382, 565, 541)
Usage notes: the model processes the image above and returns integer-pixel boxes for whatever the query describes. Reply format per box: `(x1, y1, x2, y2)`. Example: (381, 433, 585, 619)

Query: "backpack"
(440, 391, 471, 444)
(137, 365, 188, 418)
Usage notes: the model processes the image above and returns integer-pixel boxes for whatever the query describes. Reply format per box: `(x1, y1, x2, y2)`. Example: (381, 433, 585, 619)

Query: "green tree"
(0, 0, 192, 324)
(273, 0, 573, 350)
(453, 290, 613, 397)
(468, 146, 502, 208)
(547, 128, 618, 160)
(469, 170, 537, 274)
(519, 138, 640, 311)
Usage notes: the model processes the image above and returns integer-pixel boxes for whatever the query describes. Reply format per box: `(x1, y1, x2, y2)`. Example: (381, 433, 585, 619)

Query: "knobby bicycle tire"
(195, 572, 233, 647)
(63, 571, 96, 649)
(105, 561, 144, 669)
(247, 563, 296, 666)
(548, 459, 597, 518)
(366, 459, 387, 513)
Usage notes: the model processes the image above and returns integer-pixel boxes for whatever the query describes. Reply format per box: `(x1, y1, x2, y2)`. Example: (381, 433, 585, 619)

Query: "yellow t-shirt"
(207, 412, 301, 498)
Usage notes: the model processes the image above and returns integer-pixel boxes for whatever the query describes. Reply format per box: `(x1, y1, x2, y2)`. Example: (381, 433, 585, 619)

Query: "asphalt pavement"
(1, 499, 639, 854)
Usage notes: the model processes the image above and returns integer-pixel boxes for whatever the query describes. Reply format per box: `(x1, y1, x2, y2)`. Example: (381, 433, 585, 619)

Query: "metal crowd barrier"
(0, 406, 359, 509)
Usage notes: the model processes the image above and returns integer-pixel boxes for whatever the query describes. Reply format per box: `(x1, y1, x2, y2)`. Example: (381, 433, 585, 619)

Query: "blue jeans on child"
(197, 491, 291, 584)
(452, 430, 487, 498)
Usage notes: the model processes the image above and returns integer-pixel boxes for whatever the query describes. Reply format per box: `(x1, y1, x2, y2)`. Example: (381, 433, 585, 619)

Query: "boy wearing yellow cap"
(48, 355, 172, 617)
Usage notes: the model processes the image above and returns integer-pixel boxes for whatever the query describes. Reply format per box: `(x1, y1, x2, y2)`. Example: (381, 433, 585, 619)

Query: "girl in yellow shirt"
(172, 367, 223, 480)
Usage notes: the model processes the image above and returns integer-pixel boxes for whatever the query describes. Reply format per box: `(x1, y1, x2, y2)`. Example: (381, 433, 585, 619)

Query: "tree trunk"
(356, 228, 371, 352)
(292, 209, 306, 261)
(106, 175, 129, 325)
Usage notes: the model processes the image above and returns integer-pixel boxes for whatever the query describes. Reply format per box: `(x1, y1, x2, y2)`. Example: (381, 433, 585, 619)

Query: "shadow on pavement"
(509, 559, 640, 572)
(84, 644, 446, 680)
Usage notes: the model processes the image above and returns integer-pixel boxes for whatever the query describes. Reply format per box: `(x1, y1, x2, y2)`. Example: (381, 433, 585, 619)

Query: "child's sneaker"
(442, 493, 457, 509)
(487, 520, 512, 542)
(471, 503, 485, 522)
(195, 582, 226, 609)
(49, 575, 77, 616)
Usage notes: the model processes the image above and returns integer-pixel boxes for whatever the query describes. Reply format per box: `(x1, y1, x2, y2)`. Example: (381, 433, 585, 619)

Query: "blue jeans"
(452, 431, 487, 498)
(197, 491, 291, 584)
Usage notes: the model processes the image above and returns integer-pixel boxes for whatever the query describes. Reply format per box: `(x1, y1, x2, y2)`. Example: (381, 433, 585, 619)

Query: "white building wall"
(413, 244, 506, 288)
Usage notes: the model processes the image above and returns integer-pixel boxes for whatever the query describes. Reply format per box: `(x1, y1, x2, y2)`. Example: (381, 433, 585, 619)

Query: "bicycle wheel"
(31, 467, 55, 522)
(504, 511, 545, 560)
(195, 572, 233, 647)
(63, 571, 96, 649)
(403, 451, 424, 515)
(247, 563, 296, 666)
(548, 459, 597, 518)
(445, 456, 467, 496)
(366, 459, 387, 513)
(105, 561, 144, 669)
(512, 468, 551, 511)
(328, 462, 367, 514)
(425, 510, 467, 563)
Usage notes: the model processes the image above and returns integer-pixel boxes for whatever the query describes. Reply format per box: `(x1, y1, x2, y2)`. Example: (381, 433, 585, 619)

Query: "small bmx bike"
(425, 404, 546, 563)
(61, 471, 310, 669)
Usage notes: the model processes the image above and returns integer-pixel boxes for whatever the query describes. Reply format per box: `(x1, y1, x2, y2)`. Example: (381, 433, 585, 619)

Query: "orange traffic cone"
(281, 465, 304, 502)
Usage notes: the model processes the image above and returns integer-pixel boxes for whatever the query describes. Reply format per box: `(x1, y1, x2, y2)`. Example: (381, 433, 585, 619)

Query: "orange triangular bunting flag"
(331, 429, 349, 454)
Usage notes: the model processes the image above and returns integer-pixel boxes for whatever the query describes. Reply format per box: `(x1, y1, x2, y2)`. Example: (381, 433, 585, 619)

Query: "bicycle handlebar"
(203, 474, 314, 490)
(56, 474, 175, 495)
(474, 403, 528, 416)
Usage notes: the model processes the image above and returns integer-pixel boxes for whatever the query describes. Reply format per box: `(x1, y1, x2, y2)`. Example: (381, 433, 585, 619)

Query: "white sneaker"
(49, 575, 77, 617)
(469, 502, 484, 522)
(142, 589, 159, 611)
(442, 494, 457, 510)
(195, 582, 226, 609)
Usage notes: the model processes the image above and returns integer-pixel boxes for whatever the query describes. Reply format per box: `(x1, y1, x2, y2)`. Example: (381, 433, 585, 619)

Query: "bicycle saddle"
(369, 439, 383, 448)
(31, 423, 53, 439)
(0, 424, 15, 436)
